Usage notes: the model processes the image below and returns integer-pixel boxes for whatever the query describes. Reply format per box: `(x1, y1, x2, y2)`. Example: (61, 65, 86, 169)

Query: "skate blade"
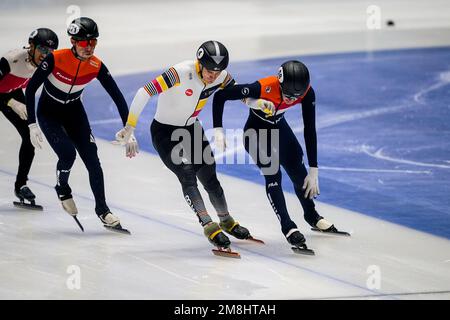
(73, 217, 84, 232)
(247, 236, 265, 244)
(104, 224, 131, 235)
(291, 246, 315, 256)
(13, 201, 43, 211)
(212, 248, 241, 259)
(311, 227, 351, 236)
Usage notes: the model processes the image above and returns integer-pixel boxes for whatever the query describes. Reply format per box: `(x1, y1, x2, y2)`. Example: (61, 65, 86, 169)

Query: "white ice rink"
(1, 0, 450, 300)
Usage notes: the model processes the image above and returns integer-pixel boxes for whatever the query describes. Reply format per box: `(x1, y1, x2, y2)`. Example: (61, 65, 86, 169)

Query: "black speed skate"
(287, 229, 315, 256)
(220, 217, 249, 240)
(204, 222, 240, 259)
(13, 186, 43, 211)
(220, 217, 265, 244)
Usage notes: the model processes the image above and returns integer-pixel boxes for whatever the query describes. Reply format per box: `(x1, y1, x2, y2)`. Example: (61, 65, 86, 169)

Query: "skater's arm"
(0, 57, 27, 118)
(220, 72, 236, 89)
(0, 57, 11, 81)
(25, 53, 54, 125)
(212, 81, 261, 128)
(126, 67, 180, 127)
(97, 63, 129, 126)
(301, 87, 318, 168)
(117, 67, 180, 158)
(219, 72, 253, 106)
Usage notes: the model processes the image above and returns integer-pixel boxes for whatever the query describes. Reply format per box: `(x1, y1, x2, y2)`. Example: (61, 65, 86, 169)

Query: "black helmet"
(67, 17, 99, 40)
(196, 40, 229, 71)
(28, 28, 59, 50)
(278, 60, 310, 98)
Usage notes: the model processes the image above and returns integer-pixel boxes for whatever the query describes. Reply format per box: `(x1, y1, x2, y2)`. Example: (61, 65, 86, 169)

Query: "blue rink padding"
(83, 46, 450, 239)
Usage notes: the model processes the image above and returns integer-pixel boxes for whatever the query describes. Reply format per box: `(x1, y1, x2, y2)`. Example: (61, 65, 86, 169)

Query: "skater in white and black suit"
(0, 28, 58, 210)
(116, 41, 257, 250)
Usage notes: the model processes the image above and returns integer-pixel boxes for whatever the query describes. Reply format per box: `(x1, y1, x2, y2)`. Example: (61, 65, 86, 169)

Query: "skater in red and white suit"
(0, 28, 58, 209)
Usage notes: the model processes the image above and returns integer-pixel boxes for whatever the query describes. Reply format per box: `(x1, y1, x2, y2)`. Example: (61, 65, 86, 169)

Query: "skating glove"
(303, 167, 320, 199)
(7, 98, 27, 120)
(115, 124, 134, 144)
(214, 127, 226, 153)
(115, 125, 139, 158)
(245, 98, 276, 116)
(28, 123, 43, 149)
(125, 135, 139, 158)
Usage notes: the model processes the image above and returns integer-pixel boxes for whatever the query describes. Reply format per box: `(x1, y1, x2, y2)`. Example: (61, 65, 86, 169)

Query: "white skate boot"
(59, 197, 84, 232)
(100, 212, 130, 235)
(311, 218, 350, 236)
(61, 198, 78, 216)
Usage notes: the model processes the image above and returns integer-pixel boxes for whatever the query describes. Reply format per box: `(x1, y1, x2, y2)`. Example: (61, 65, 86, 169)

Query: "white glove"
(256, 99, 276, 116)
(8, 98, 27, 120)
(125, 134, 139, 158)
(28, 123, 43, 149)
(246, 98, 276, 116)
(214, 127, 226, 153)
(302, 167, 320, 199)
(115, 124, 134, 144)
(115, 125, 139, 158)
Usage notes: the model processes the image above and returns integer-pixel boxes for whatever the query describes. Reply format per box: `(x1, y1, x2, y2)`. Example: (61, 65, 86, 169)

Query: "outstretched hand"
(303, 167, 320, 199)
(214, 127, 227, 153)
(28, 123, 44, 149)
(115, 125, 139, 158)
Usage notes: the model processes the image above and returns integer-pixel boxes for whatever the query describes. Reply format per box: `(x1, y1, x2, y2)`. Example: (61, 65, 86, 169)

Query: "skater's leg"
(262, 170, 299, 235)
(196, 163, 229, 218)
(38, 113, 78, 214)
(38, 114, 76, 199)
(243, 119, 298, 236)
(0, 91, 35, 192)
(151, 120, 213, 226)
(178, 164, 212, 226)
(278, 119, 323, 227)
(65, 105, 109, 216)
(15, 120, 35, 191)
(194, 123, 250, 239)
(196, 163, 251, 239)
(193, 125, 229, 219)
(151, 120, 231, 245)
